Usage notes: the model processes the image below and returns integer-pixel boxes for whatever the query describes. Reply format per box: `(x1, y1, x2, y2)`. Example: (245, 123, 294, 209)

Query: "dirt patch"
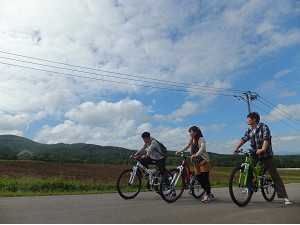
(0, 161, 132, 183)
(1, 161, 298, 183)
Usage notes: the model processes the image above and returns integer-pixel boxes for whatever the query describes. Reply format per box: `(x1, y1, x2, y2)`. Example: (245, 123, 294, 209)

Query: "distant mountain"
(0, 135, 299, 167)
(0, 135, 136, 163)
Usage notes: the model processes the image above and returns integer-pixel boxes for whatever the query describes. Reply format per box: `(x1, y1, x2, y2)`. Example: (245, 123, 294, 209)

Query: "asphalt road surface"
(0, 183, 299, 223)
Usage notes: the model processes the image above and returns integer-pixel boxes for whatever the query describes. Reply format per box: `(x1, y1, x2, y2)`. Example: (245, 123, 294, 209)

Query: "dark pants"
(141, 157, 167, 176)
(196, 172, 211, 195)
(250, 155, 288, 198)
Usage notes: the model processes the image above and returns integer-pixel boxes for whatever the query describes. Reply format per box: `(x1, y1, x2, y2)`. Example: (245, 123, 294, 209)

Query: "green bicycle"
(229, 149, 276, 207)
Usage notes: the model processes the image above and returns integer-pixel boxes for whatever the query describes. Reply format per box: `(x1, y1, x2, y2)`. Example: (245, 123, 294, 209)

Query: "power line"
(0, 50, 245, 95)
(2, 50, 298, 131)
(234, 92, 300, 132)
(250, 101, 300, 132)
(0, 61, 237, 96)
(0, 55, 240, 96)
(258, 96, 300, 126)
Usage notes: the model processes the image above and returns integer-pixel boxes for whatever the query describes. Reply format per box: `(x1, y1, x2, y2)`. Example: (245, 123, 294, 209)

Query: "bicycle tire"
(160, 168, 185, 203)
(261, 169, 276, 202)
(117, 169, 141, 199)
(190, 178, 205, 199)
(229, 166, 253, 207)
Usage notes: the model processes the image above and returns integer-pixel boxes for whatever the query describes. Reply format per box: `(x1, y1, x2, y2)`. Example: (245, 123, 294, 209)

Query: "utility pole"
(234, 91, 259, 113)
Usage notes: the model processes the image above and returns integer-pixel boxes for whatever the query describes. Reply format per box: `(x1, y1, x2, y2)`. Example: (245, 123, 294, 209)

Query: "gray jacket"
(138, 137, 164, 160)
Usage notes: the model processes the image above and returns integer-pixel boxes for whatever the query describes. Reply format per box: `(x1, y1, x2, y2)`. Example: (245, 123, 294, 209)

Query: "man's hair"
(141, 132, 150, 138)
(247, 112, 260, 123)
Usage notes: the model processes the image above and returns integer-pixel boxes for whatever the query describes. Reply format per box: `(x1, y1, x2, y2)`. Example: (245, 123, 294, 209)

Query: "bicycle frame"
(239, 151, 263, 188)
(172, 154, 194, 189)
(129, 157, 158, 190)
(177, 156, 193, 185)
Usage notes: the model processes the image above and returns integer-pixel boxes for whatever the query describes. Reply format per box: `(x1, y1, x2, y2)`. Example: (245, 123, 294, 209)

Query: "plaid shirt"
(241, 122, 274, 158)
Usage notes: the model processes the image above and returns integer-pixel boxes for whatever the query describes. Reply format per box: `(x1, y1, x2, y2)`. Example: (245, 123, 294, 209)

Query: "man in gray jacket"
(135, 132, 167, 177)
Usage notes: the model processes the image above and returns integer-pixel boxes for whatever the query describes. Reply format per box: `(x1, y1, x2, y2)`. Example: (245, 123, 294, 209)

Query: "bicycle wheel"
(229, 166, 253, 207)
(261, 169, 276, 202)
(160, 169, 185, 203)
(117, 169, 141, 199)
(190, 178, 205, 199)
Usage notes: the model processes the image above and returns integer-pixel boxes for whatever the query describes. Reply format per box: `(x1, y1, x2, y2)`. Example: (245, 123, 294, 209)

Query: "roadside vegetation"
(0, 161, 299, 197)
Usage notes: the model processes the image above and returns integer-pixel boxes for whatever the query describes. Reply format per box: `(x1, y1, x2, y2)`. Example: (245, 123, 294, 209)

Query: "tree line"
(1, 151, 300, 168)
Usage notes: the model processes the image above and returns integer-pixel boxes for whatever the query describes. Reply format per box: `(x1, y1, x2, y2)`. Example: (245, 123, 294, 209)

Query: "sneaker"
(209, 193, 214, 201)
(202, 195, 211, 203)
(284, 198, 293, 205)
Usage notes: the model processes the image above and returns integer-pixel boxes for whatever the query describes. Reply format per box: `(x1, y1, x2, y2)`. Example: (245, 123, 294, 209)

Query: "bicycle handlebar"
(234, 149, 251, 155)
(176, 152, 192, 158)
(130, 155, 142, 160)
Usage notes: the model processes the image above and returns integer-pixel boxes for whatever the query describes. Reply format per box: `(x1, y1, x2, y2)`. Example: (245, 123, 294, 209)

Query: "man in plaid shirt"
(232, 112, 292, 205)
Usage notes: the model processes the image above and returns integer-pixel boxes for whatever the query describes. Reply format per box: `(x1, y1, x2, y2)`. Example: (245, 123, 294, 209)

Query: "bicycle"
(229, 149, 276, 207)
(160, 153, 205, 203)
(116, 155, 162, 199)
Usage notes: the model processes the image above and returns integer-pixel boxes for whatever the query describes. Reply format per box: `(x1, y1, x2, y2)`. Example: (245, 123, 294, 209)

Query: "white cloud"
(274, 69, 294, 79)
(0, 111, 45, 133)
(0, 0, 299, 155)
(65, 98, 149, 126)
(277, 91, 296, 98)
(262, 104, 300, 123)
(168, 101, 198, 121)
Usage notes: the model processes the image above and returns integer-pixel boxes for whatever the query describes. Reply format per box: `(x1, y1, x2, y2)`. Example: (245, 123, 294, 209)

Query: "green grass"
(0, 166, 299, 197)
(0, 177, 117, 197)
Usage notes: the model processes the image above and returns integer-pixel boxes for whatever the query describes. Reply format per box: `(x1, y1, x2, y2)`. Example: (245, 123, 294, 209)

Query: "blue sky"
(0, 0, 300, 155)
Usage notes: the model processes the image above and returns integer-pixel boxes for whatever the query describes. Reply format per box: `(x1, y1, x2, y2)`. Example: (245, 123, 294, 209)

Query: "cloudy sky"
(0, 0, 300, 155)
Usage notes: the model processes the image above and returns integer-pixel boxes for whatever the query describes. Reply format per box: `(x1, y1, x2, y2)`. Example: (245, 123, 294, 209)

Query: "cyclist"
(175, 126, 214, 203)
(232, 112, 292, 205)
(134, 132, 167, 178)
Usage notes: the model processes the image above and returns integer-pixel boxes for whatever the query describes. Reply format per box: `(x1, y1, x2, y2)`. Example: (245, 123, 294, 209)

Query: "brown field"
(0, 160, 298, 183)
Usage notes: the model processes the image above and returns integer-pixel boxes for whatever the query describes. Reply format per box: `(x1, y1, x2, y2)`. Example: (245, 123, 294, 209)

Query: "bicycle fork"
(129, 166, 138, 185)
(239, 163, 249, 186)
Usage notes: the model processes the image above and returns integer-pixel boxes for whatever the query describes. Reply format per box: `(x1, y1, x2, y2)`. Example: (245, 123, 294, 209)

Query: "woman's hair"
(188, 126, 203, 148)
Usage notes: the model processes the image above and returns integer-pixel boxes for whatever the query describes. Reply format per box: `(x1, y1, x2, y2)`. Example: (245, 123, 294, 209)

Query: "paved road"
(0, 183, 299, 223)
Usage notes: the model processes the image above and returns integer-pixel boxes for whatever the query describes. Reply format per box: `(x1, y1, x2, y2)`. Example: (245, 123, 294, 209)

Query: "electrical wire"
(250, 101, 300, 132)
(0, 50, 245, 95)
(1, 50, 299, 132)
(0, 61, 237, 96)
(258, 96, 300, 126)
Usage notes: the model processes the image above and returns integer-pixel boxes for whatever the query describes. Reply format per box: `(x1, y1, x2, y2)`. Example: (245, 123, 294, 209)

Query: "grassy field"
(0, 160, 299, 196)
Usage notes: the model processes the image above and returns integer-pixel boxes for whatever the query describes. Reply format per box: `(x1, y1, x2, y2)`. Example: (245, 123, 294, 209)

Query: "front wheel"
(160, 169, 185, 203)
(229, 166, 253, 207)
(117, 169, 141, 199)
(261, 169, 276, 202)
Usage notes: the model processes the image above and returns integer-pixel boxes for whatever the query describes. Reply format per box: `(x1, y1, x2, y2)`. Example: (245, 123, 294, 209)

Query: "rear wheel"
(117, 169, 141, 199)
(160, 169, 185, 203)
(229, 166, 253, 207)
(261, 169, 276, 202)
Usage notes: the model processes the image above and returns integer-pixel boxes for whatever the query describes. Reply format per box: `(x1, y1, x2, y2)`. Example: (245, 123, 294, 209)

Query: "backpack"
(154, 139, 168, 159)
